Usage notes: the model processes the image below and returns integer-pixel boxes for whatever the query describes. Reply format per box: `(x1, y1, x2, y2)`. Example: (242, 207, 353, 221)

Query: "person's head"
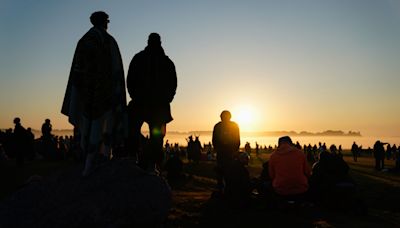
(148, 33, 161, 47)
(45, 119, 50, 124)
(278, 136, 293, 147)
(13, 117, 20, 125)
(90, 11, 109, 30)
(220, 110, 231, 122)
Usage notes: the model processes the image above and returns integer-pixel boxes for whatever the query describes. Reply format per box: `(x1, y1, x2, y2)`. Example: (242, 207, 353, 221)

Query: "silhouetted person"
(127, 33, 177, 174)
(224, 152, 252, 207)
(351, 142, 359, 162)
(26, 128, 35, 160)
(41, 119, 52, 139)
(310, 151, 354, 207)
(386, 144, 392, 160)
(373, 140, 387, 171)
(13, 118, 27, 166)
(186, 135, 195, 162)
(269, 136, 311, 200)
(212, 110, 240, 193)
(193, 136, 202, 163)
(61, 11, 126, 176)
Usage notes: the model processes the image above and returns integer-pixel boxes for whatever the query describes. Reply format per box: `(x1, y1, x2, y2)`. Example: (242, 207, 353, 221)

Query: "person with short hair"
(126, 33, 177, 174)
(212, 110, 240, 193)
(268, 136, 311, 199)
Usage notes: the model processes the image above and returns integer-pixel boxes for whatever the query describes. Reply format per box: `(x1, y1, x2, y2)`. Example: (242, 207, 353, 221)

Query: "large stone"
(0, 159, 171, 228)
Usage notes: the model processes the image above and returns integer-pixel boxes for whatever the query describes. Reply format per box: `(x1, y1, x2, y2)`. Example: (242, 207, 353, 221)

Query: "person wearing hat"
(212, 110, 241, 194)
(61, 11, 126, 176)
(126, 33, 177, 174)
(268, 136, 311, 198)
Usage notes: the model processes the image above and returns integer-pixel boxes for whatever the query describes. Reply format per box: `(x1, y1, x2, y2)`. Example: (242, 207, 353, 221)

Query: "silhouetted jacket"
(127, 45, 177, 124)
(62, 26, 126, 123)
(269, 144, 311, 196)
(310, 152, 351, 189)
(373, 142, 385, 159)
(212, 121, 240, 161)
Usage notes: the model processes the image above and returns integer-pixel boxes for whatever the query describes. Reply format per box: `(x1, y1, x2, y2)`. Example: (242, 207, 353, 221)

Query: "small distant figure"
(193, 136, 202, 162)
(373, 140, 388, 171)
(351, 142, 359, 162)
(13, 118, 28, 166)
(244, 142, 251, 155)
(61, 11, 126, 176)
(186, 135, 195, 162)
(212, 110, 240, 194)
(268, 136, 311, 200)
(26, 128, 35, 160)
(41, 119, 52, 139)
(127, 33, 177, 174)
(255, 142, 259, 156)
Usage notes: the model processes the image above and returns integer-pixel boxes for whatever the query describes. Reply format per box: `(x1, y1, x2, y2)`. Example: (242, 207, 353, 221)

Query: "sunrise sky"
(1, 1, 400, 136)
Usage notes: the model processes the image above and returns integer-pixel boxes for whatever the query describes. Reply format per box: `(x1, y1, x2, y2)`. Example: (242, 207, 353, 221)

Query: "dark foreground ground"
(1, 153, 400, 227)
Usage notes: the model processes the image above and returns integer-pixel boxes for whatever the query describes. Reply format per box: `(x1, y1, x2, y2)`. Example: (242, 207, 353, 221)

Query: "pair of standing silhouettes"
(61, 11, 177, 176)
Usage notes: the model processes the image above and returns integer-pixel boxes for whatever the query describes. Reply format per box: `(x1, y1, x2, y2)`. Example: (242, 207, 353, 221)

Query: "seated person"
(309, 151, 356, 208)
(164, 151, 184, 180)
(224, 152, 252, 206)
(269, 136, 311, 201)
(256, 161, 272, 198)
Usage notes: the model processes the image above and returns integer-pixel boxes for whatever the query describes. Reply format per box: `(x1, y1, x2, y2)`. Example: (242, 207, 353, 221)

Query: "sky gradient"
(1, 1, 400, 136)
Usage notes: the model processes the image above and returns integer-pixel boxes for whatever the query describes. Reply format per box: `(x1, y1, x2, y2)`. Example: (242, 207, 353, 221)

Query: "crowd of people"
(0, 118, 81, 165)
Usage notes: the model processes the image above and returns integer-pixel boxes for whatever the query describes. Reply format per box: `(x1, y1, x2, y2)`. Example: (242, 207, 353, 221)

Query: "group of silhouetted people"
(0, 118, 82, 165)
(61, 11, 177, 176)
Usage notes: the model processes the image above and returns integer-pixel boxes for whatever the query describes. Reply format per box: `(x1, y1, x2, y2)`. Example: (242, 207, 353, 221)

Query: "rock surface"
(0, 159, 171, 228)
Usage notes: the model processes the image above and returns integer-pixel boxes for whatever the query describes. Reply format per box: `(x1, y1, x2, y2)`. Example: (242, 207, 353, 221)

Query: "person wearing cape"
(61, 11, 126, 176)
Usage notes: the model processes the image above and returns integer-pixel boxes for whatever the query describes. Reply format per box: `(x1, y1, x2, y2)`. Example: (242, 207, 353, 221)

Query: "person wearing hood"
(268, 136, 311, 197)
(126, 33, 177, 174)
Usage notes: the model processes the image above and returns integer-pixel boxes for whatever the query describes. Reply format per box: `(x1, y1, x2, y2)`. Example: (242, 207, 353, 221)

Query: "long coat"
(61, 27, 126, 145)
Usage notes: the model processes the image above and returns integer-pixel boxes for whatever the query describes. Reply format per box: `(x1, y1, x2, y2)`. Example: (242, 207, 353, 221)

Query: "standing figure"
(41, 119, 53, 159)
(373, 140, 387, 171)
(61, 11, 126, 176)
(212, 110, 240, 193)
(127, 33, 177, 174)
(13, 118, 27, 166)
(351, 142, 359, 162)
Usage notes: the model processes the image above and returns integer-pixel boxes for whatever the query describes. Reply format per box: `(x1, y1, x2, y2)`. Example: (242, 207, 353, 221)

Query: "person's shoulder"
(230, 121, 239, 128)
(133, 50, 146, 59)
(213, 121, 223, 128)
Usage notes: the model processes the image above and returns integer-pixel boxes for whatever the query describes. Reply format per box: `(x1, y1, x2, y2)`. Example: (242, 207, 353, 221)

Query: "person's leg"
(147, 122, 166, 173)
(127, 103, 144, 163)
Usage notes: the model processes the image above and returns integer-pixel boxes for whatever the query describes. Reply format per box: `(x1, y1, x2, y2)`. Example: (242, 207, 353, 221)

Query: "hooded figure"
(61, 11, 126, 176)
(269, 136, 311, 196)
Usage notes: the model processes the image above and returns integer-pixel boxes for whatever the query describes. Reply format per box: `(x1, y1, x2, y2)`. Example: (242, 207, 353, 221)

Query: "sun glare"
(232, 106, 257, 132)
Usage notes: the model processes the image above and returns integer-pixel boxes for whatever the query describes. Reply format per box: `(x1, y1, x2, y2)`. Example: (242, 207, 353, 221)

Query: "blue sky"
(1, 1, 400, 136)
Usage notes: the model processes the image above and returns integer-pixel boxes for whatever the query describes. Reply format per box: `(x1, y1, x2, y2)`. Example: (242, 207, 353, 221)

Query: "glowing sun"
(232, 105, 257, 131)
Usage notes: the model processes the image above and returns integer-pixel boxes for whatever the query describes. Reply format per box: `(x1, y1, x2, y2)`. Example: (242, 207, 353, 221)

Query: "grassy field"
(166, 151, 400, 227)
(1, 151, 400, 227)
